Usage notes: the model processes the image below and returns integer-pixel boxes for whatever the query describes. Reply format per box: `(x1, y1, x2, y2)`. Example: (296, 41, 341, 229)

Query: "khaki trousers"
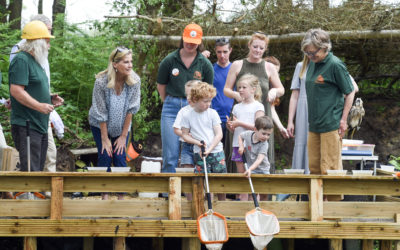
(308, 130, 343, 201)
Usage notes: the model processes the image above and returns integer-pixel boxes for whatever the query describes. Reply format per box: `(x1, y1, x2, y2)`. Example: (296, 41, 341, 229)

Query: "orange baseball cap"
(182, 23, 203, 45)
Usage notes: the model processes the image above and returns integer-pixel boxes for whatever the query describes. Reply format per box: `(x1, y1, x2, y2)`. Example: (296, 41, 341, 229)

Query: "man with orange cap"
(157, 23, 214, 174)
(9, 20, 63, 172)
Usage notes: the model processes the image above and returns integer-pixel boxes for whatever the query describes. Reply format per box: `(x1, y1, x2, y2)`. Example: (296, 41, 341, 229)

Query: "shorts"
(252, 168, 270, 175)
(194, 151, 227, 174)
(231, 147, 243, 162)
(180, 142, 194, 166)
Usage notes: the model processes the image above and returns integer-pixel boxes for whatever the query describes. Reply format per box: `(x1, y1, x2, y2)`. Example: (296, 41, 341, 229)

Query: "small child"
(238, 115, 274, 201)
(264, 56, 289, 139)
(227, 73, 264, 200)
(173, 80, 200, 169)
(181, 82, 226, 200)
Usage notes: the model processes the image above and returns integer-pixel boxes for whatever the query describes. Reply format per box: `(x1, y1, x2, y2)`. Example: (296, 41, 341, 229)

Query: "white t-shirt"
(173, 105, 193, 142)
(181, 108, 223, 154)
(231, 101, 264, 147)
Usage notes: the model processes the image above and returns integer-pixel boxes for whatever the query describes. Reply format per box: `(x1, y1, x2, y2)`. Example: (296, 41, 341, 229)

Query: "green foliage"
(0, 17, 20, 95)
(388, 155, 400, 170)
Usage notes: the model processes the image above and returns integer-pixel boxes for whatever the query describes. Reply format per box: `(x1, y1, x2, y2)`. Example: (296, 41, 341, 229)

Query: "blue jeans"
(91, 126, 129, 168)
(161, 96, 188, 173)
(180, 141, 194, 166)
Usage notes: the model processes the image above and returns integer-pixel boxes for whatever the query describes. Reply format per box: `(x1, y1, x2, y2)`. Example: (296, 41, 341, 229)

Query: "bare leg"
(259, 194, 269, 201)
(217, 193, 226, 201)
(235, 162, 248, 201)
(102, 193, 109, 200)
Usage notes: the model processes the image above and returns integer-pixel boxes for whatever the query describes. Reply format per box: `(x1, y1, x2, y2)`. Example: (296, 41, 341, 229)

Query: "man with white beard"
(10, 15, 59, 174)
(9, 20, 63, 172)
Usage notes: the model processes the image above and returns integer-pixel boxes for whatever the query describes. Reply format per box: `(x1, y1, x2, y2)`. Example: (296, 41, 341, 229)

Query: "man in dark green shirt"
(9, 20, 62, 172)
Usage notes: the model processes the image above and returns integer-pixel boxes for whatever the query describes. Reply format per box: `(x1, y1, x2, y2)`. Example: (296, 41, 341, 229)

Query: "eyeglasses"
(112, 46, 129, 62)
(216, 37, 230, 44)
(304, 48, 321, 57)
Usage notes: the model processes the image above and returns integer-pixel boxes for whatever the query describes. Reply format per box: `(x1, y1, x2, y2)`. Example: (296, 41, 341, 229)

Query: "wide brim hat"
(182, 23, 203, 45)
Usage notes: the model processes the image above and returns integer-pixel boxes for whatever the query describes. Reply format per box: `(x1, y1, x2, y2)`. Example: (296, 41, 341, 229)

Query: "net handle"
(243, 153, 259, 208)
(201, 141, 212, 210)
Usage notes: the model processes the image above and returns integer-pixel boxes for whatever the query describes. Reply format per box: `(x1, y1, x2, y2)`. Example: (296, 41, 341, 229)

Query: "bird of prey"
(347, 97, 365, 139)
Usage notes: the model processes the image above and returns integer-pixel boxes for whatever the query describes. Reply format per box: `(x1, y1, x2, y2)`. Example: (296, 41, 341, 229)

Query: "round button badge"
(172, 68, 179, 76)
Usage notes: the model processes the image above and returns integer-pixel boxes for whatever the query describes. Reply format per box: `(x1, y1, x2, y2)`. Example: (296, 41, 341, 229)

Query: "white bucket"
(139, 161, 161, 198)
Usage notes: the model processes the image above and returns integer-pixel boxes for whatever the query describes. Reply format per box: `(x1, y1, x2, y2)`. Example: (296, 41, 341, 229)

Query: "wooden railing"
(0, 172, 400, 250)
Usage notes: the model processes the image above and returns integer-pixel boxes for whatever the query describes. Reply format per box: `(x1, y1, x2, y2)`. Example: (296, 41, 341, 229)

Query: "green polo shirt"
(157, 49, 214, 97)
(9, 51, 50, 134)
(306, 52, 354, 133)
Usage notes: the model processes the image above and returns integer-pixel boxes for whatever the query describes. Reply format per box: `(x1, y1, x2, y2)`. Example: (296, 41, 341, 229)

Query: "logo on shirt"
(247, 146, 252, 151)
(193, 71, 202, 80)
(172, 68, 179, 76)
(315, 75, 325, 84)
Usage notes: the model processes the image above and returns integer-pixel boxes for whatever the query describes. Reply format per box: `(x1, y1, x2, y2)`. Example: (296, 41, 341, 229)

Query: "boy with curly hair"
(181, 82, 226, 200)
(181, 82, 227, 174)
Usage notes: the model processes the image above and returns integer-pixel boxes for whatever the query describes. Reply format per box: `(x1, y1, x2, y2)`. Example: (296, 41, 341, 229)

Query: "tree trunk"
(278, 0, 292, 8)
(52, 0, 66, 34)
(162, 0, 194, 18)
(38, 0, 43, 14)
(347, 0, 374, 9)
(0, 0, 7, 23)
(8, 0, 22, 30)
(313, 0, 329, 12)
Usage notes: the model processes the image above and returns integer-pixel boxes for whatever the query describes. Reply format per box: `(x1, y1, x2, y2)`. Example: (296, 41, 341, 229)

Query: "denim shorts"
(194, 151, 227, 174)
(231, 147, 243, 162)
(252, 168, 270, 175)
(180, 141, 194, 166)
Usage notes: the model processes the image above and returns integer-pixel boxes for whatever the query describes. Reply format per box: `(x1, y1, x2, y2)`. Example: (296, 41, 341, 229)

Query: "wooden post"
(395, 241, 400, 250)
(191, 176, 205, 218)
(152, 238, 164, 250)
(168, 177, 181, 220)
(50, 176, 64, 220)
(380, 240, 391, 250)
(113, 237, 126, 250)
(330, 239, 342, 250)
(24, 237, 37, 250)
(83, 238, 94, 250)
(309, 178, 323, 221)
(362, 240, 374, 250)
(394, 214, 400, 250)
(182, 177, 204, 250)
(288, 238, 295, 250)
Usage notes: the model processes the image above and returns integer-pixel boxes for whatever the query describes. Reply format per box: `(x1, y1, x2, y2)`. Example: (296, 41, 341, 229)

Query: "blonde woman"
(89, 47, 140, 169)
(224, 32, 285, 171)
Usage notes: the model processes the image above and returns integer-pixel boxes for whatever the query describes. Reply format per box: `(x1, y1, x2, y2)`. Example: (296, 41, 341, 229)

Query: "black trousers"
(11, 124, 48, 172)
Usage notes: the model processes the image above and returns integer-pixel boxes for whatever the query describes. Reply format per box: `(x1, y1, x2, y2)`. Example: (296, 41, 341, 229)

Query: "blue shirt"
(211, 62, 233, 122)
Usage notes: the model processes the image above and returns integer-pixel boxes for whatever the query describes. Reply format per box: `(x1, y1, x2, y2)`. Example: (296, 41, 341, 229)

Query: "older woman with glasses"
(301, 28, 355, 200)
(89, 47, 141, 178)
(156, 23, 213, 173)
(223, 32, 285, 172)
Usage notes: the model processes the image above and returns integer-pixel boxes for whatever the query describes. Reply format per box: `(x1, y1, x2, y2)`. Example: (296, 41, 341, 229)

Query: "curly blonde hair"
(236, 73, 262, 101)
(189, 82, 216, 103)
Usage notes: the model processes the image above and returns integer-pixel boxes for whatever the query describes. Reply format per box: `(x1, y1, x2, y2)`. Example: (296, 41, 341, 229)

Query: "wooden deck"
(0, 172, 399, 250)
